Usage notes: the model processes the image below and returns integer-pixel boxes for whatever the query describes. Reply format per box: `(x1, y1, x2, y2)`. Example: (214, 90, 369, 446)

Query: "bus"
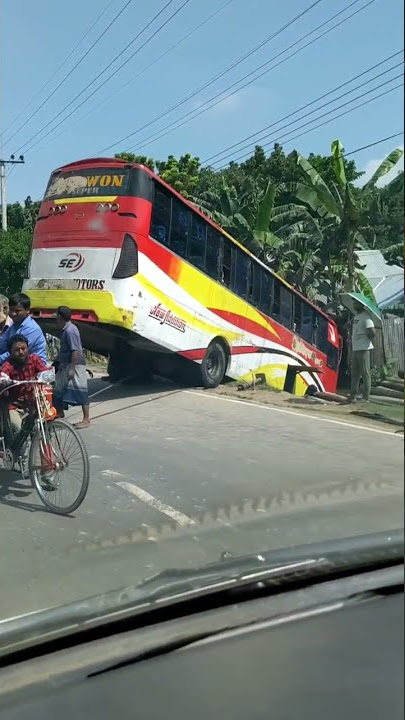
(23, 157, 341, 394)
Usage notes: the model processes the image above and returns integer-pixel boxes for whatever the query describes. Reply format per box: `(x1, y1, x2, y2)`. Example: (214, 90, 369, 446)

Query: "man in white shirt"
(348, 300, 376, 402)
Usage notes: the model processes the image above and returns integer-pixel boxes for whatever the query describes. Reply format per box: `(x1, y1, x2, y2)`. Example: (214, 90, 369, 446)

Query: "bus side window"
(317, 314, 339, 370)
(280, 285, 293, 329)
(151, 186, 171, 247)
(249, 261, 261, 308)
(294, 297, 302, 335)
(301, 303, 314, 344)
(316, 314, 328, 354)
(171, 199, 190, 258)
(221, 238, 233, 287)
(259, 270, 272, 316)
(327, 344, 339, 371)
(206, 227, 220, 280)
(272, 278, 281, 320)
(189, 215, 207, 271)
(233, 249, 250, 300)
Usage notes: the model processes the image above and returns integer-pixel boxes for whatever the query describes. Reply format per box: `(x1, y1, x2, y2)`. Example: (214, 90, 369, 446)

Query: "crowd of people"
(0, 293, 91, 432)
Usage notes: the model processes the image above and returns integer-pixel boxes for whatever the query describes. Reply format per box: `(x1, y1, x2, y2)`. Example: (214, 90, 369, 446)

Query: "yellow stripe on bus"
(175, 260, 280, 339)
(238, 364, 309, 396)
(137, 274, 242, 344)
(54, 196, 118, 204)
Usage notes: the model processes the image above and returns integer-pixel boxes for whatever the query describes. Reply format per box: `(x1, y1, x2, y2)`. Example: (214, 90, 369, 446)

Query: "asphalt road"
(0, 377, 403, 620)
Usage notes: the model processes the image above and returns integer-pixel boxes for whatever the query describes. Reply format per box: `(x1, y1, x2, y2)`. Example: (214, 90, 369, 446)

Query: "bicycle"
(0, 370, 89, 514)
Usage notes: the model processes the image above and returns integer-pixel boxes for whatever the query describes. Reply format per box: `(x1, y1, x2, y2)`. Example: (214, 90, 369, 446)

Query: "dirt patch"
(208, 383, 403, 433)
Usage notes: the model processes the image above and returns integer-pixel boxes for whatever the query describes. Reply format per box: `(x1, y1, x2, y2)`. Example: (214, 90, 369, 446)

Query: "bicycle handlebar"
(0, 379, 50, 398)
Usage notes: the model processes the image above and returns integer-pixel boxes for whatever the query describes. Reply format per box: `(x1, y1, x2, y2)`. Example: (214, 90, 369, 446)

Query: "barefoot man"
(53, 306, 90, 429)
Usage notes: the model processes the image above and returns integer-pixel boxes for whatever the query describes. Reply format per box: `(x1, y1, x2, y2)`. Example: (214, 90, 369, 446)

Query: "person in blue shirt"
(0, 292, 47, 365)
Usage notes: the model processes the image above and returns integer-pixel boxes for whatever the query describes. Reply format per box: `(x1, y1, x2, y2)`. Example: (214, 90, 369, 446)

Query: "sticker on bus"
(149, 304, 186, 333)
(34, 279, 106, 291)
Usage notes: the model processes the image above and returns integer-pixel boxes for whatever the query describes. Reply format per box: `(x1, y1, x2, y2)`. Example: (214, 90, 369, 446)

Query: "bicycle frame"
(0, 378, 55, 470)
(0, 371, 90, 514)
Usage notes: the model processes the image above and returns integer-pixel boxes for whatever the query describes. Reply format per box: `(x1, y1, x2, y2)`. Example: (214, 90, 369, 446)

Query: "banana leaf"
(364, 148, 404, 190)
(331, 139, 347, 189)
(295, 153, 343, 219)
(254, 181, 276, 233)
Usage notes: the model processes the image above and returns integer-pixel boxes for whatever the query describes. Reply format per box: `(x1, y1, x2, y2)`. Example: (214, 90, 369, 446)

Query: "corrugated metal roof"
(356, 250, 403, 308)
(357, 250, 403, 283)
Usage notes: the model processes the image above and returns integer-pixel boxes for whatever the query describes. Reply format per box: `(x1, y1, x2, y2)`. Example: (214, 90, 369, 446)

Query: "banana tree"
(194, 178, 321, 261)
(293, 140, 403, 291)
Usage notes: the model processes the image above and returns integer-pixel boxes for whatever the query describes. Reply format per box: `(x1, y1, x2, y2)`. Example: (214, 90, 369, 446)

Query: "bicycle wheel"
(29, 419, 90, 514)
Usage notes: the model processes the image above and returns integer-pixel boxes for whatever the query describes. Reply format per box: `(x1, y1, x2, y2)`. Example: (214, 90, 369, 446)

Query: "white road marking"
(101, 470, 127, 478)
(117, 481, 195, 527)
(184, 391, 403, 438)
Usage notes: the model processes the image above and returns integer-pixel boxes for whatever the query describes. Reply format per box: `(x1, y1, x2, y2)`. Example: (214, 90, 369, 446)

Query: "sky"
(1, 0, 404, 203)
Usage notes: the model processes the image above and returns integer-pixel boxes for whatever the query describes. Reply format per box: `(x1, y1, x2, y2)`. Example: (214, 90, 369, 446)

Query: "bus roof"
(52, 157, 337, 325)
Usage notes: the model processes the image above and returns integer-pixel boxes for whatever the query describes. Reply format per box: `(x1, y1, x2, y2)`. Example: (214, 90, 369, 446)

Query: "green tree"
(114, 152, 156, 171)
(293, 140, 404, 292)
(22, 196, 41, 233)
(0, 229, 32, 295)
(156, 154, 201, 198)
(5, 196, 40, 233)
(194, 176, 320, 279)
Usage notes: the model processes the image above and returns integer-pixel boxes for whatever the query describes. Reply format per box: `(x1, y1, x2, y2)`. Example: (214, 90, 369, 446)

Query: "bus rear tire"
(107, 352, 126, 383)
(200, 341, 227, 388)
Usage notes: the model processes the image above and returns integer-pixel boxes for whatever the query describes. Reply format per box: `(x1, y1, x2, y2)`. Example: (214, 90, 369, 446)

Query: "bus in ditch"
(23, 157, 341, 393)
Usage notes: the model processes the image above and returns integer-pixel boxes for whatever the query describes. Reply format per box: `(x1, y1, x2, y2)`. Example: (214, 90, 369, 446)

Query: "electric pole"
(0, 155, 25, 231)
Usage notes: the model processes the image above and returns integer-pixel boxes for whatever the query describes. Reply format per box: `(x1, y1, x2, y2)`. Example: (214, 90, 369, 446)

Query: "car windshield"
(0, 0, 403, 633)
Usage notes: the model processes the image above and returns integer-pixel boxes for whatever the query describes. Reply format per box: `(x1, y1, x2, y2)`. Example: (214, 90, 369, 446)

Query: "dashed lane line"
(116, 481, 195, 527)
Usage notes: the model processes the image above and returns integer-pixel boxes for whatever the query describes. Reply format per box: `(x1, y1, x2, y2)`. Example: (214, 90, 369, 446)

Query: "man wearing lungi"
(53, 306, 90, 429)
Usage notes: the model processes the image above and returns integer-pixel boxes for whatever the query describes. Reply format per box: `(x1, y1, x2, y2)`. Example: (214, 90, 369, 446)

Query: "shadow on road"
(0, 469, 79, 516)
(89, 389, 184, 422)
(68, 375, 188, 424)
(0, 469, 45, 513)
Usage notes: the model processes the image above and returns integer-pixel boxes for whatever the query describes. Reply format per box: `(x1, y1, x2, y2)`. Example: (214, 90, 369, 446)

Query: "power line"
(220, 77, 403, 166)
(1, 0, 116, 144)
(30, 0, 238, 156)
(4, 0, 133, 150)
(203, 49, 404, 165)
(343, 132, 404, 157)
(124, 0, 375, 155)
(97, 0, 330, 154)
(221, 81, 403, 167)
(210, 58, 403, 167)
(17, 0, 189, 156)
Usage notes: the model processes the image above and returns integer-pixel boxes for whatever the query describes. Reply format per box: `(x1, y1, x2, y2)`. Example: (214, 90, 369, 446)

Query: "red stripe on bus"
(207, 308, 279, 344)
(179, 345, 260, 361)
(32, 236, 123, 249)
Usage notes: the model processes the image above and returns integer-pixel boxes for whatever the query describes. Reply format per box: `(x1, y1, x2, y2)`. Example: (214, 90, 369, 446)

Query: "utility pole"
(0, 155, 25, 231)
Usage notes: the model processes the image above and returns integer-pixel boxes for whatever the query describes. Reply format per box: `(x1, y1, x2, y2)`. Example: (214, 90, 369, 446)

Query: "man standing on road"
(348, 300, 376, 403)
(0, 293, 46, 365)
(53, 306, 91, 429)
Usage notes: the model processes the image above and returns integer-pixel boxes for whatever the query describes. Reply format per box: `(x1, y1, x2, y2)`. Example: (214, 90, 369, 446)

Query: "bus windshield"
(44, 166, 132, 200)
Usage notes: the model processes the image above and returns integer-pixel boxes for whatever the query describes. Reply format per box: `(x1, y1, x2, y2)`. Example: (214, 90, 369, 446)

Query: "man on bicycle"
(0, 334, 47, 439)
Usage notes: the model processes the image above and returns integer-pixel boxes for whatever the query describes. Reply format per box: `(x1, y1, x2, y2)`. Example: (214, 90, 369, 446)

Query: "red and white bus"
(24, 157, 341, 393)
